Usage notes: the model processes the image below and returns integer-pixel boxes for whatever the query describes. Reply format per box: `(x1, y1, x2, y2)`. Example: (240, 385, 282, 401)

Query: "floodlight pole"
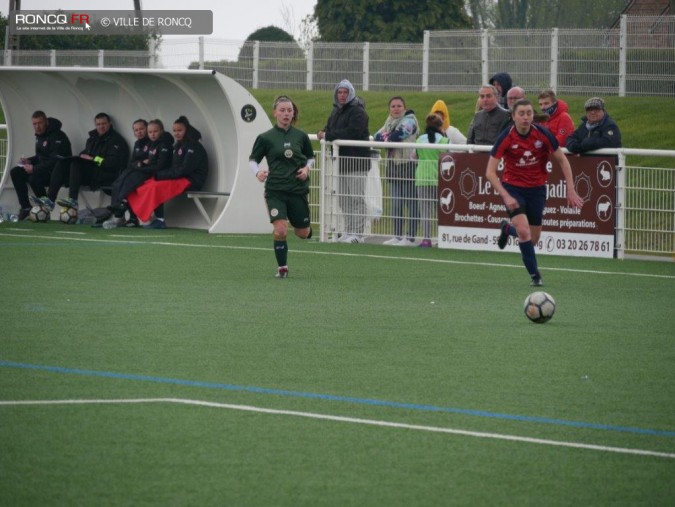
(5, 0, 21, 50)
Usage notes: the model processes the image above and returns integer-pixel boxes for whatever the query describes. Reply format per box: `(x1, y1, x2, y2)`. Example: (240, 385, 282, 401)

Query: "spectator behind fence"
(105, 119, 174, 228)
(429, 100, 466, 144)
(490, 72, 513, 109)
(467, 85, 512, 146)
(415, 113, 448, 248)
(374, 96, 419, 246)
(250, 96, 314, 279)
(10, 111, 72, 221)
(487, 99, 583, 287)
(50, 112, 130, 211)
(506, 86, 526, 111)
(536, 89, 574, 146)
(317, 79, 370, 244)
(126, 116, 208, 229)
(566, 97, 622, 154)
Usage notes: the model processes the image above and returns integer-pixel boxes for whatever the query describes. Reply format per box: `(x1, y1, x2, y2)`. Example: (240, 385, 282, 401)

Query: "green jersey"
(249, 125, 314, 194)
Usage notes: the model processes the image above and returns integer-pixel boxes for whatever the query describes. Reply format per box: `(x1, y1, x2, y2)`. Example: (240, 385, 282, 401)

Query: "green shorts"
(264, 189, 311, 229)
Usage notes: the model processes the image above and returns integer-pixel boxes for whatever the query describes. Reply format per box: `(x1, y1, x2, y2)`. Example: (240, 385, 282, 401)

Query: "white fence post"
(252, 41, 259, 89)
(148, 37, 158, 69)
(619, 15, 627, 97)
(550, 28, 558, 91)
(319, 140, 327, 242)
(363, 42, 369, 92)
(3, 50, 10, 66)
(615, 152, 626, 259)
(198, 36, 204, 70)
(50, 49, 56, 67)
(98, 49, 104, 68)
(481, 29, 489, 85)
(422, 30, 429, 92)
(306, 42, 313, 91)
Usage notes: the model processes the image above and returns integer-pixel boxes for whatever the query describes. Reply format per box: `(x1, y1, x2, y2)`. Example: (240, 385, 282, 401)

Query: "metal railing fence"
(2, 15, 673, 96)
(312, 140, 674, 260)
(1, 132, 672, 259)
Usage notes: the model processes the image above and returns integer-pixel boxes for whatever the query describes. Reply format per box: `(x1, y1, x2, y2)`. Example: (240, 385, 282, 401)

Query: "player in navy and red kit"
(486, 99, 584, 286)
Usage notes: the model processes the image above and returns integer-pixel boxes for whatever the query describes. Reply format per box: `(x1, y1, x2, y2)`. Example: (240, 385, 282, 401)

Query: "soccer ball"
(28, 205, 50, 223)
(524, 291, 556, 323)
(60, 206, 78, 224)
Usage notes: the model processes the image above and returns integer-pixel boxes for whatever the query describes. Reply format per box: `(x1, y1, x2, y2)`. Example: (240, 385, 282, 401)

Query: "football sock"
(518, 240, 540, 278)
(274, 240, 288, 267)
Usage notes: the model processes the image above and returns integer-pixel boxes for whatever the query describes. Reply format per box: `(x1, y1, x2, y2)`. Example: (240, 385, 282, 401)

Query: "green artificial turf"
(1, 223, 673, 505)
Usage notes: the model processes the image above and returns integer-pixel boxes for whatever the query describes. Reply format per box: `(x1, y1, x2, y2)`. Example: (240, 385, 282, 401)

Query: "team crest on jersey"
(178, 148, 183, 155)
(534, 140, 543, 149)
(511, 144, 519, 150)
(284, 149, 293, 158)
(42, 140, 48, 147)
(270, 208, 279, 217)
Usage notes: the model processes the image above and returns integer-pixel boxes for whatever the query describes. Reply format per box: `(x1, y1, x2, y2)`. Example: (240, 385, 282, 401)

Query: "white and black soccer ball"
(524, 291, 556, 324)
(28, 205, 50, 223)
(59, 206, 78, 224)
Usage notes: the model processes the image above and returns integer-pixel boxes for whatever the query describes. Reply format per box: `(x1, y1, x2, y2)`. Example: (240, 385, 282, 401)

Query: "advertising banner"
(437, 153, 616, 258)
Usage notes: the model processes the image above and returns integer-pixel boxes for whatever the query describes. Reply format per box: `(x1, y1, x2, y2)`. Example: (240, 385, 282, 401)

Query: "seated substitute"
(106, 119, 174, 228)
(11, 111, 72, 220)
(126, 116, 208, 229)
(44, 112, 130, 211)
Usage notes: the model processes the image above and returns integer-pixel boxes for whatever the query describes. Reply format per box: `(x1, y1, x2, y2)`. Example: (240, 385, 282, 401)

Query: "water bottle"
(9, 214, 19, 223)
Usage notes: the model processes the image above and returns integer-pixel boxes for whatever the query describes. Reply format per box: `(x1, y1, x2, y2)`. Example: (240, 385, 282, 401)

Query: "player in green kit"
(249, 96, 315, 278)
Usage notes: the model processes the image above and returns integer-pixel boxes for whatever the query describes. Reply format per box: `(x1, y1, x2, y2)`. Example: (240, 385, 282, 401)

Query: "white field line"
(109, 234, 176, 238)
(1, 232, 673, 280)
(2, 398, 674, 460)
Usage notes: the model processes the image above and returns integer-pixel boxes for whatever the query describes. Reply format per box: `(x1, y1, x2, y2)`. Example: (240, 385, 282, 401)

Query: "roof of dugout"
(0, 67, 272, 233)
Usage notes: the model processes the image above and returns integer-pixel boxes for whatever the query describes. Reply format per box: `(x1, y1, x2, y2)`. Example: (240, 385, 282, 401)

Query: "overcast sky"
(3, 0, 318, 42)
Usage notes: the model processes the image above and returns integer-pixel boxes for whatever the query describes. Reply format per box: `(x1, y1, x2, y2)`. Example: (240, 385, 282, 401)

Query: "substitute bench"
(185, 191, 231, 226)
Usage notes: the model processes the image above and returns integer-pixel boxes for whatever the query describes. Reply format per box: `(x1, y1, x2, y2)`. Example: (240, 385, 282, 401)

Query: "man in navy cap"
(566, 97, 622, 154)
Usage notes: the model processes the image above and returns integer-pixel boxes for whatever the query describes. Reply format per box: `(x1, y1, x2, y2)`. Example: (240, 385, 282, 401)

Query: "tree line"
(1, 0, 629, 51)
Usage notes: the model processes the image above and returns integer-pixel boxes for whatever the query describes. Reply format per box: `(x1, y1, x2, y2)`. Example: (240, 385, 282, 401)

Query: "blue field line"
(2, 359, 674, 437)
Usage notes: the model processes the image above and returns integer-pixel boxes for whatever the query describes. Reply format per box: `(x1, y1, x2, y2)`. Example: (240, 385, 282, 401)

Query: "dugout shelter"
(0, 67, 272, 233)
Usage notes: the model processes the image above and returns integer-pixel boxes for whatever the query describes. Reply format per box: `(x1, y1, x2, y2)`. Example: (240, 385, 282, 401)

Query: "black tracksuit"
(10, 117, 72, 209)
(155, 127, 208, 191)
(110, 132, 174, 214)
(48, 126, 130, 201)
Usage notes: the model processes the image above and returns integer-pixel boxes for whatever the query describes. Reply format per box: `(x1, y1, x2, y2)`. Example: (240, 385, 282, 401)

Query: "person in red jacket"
(537, 89, 574, 145)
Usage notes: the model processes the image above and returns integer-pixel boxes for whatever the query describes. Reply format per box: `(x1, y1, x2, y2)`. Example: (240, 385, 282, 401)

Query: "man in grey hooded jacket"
(318, 79, 371, 243)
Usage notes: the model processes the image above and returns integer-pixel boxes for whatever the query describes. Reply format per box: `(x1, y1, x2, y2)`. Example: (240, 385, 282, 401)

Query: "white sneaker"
(383, 237, 402, 245)
(339, 234, 363, 244)
(397, 237, 415, 246)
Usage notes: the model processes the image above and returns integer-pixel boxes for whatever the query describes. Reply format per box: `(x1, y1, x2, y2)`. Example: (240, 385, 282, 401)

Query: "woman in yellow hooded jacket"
(430, 100, 466, 144)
